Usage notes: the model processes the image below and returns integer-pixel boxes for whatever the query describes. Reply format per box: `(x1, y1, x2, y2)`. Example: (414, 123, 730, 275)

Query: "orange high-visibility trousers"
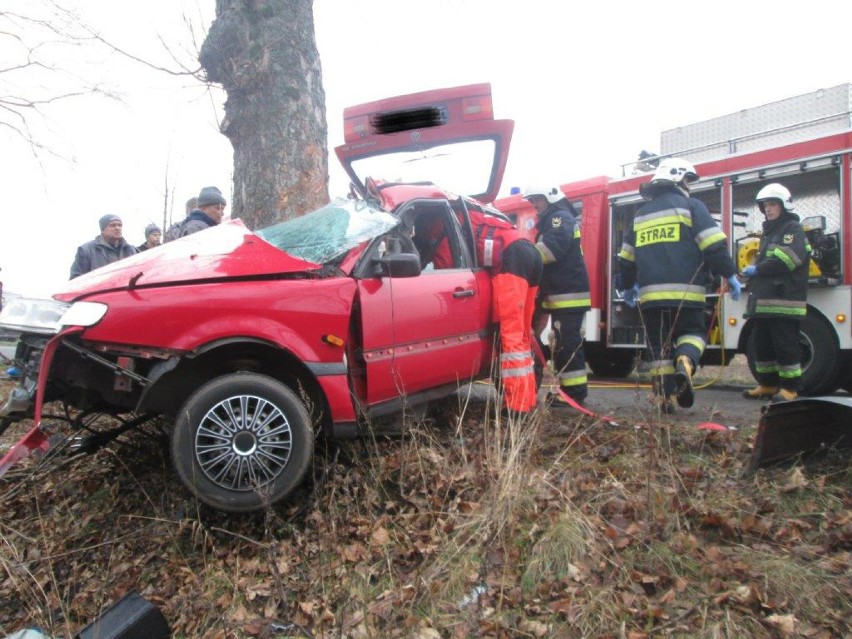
(493, 272, 540, 413)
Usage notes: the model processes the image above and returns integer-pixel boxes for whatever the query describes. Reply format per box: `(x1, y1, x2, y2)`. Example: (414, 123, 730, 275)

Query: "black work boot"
(674, 356, 695, 408)
(548, 391, 586, 409)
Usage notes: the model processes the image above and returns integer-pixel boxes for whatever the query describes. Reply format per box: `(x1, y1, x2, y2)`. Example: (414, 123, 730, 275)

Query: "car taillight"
(462, 94, 493, 121)
(344, 115, 370, 142)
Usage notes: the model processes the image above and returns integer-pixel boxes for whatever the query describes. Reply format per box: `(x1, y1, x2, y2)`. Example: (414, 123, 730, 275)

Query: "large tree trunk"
(200, 0, 328, 228)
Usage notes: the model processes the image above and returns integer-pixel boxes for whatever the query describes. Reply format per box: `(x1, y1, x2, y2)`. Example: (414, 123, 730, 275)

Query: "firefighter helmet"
(756, 183, 794, 212)
(650, 158, 699, 185)
(522, 185, 564, 204)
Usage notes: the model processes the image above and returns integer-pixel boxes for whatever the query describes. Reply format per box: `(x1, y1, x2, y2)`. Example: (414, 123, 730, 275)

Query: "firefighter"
(741, 183, 810, 401)
(426, 204, 543, 414)
(523, 185, 591, 407)
(617, 158, 741, 413)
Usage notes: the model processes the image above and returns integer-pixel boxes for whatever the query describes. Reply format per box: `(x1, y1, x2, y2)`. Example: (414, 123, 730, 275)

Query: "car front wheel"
(170, 373, 313, 513)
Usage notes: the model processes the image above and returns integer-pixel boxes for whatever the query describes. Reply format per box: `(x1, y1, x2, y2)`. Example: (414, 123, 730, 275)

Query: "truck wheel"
(585, 345, 637, 378)
(170, 373, 313, 513)
(745, 314, 840, 396)
(838, 353, 852, 393)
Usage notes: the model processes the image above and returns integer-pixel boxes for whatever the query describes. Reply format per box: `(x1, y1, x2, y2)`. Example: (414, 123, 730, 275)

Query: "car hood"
(56, 220, 323, 301)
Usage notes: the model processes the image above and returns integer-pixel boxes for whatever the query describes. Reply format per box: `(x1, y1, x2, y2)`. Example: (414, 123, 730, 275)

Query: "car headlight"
(0, 298, 71, 334)
(60, 302, 108, 328)
(0, 299, 108, 335)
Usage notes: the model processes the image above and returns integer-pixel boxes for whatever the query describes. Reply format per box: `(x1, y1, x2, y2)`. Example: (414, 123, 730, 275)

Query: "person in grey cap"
(165, 186, 227, 241)
(70, 214, 138, 279)
(137, 223, 162, 252)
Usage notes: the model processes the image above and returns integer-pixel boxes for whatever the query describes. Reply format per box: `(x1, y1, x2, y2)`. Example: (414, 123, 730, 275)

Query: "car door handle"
(453, 288, 476, 298)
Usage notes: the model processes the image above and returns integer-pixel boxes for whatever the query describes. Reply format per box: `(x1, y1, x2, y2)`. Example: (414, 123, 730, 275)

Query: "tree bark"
(200, 0, 328, 228)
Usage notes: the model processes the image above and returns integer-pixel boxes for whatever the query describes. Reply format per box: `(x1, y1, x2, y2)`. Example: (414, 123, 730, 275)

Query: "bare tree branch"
(83, 29, 204, 79)
(0, 3, 104, 153)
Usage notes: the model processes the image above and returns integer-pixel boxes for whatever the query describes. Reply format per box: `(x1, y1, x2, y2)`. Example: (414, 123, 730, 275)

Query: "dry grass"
(0, 373, 850, 638)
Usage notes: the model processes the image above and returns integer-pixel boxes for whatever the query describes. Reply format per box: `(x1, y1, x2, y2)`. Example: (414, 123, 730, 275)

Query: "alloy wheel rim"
(194, 394, 293, 491)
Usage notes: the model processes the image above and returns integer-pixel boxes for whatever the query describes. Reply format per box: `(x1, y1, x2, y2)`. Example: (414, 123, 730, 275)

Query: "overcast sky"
(2, 0, 851, 295)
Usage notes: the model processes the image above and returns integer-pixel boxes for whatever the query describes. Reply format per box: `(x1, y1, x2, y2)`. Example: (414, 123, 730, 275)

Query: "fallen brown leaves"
(0, 393, 850, 638)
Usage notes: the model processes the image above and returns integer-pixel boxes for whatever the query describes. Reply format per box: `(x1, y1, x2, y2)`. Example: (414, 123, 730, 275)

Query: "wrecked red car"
(0, 83, 516, 512)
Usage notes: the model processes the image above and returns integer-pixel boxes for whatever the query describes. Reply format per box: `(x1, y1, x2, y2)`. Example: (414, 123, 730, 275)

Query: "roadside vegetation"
(0, 377, 850, 638)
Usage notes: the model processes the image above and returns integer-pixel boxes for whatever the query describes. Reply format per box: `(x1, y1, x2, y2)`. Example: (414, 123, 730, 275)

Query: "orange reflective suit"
(430, 211, 543, 413)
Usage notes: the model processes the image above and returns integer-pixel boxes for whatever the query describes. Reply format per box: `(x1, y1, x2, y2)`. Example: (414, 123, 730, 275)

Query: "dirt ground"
(582, 354, 763, 430)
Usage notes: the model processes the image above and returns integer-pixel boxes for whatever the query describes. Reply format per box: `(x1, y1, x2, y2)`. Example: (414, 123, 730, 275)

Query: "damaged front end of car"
(0, 297, 162, 479)
(0, 297, 80, 420)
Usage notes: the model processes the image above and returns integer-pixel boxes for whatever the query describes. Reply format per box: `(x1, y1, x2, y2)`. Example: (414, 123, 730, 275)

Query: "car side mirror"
(375, 253, 422, 278)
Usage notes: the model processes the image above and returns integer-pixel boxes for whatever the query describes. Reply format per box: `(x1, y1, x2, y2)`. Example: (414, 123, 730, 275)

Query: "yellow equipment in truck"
(736, 234, 823, 277)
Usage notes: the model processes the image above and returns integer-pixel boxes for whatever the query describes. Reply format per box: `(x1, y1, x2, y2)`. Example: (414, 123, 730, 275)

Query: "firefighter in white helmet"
(741, 183, 811, 401)
(523, 185, 591, 407)
(617, 158, 741, 413)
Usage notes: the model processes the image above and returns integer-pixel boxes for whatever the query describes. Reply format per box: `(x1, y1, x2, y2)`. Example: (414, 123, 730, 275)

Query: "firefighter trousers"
(493, 240, 542, 413)
(547, 309, 587, 401)
(752, 317, 803, 392)
(642, 306, 706, 398)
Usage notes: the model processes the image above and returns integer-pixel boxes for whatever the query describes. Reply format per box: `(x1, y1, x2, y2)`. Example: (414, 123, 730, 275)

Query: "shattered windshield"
(257, 198, 399, 264)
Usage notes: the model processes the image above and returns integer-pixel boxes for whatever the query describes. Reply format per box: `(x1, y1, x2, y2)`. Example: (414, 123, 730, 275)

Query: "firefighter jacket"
(618, 184, 736, 309)
(744, 212, 810, 319)
(535, 200, 591, 312)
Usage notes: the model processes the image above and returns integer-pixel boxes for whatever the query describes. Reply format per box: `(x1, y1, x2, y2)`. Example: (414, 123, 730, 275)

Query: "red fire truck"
(496, 84, 852, 396)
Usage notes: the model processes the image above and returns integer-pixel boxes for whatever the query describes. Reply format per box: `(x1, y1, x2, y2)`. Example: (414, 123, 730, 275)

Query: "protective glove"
(623, 284, 639, 308)
(726, 275, 742, 301)
(741, 265, 757, 278)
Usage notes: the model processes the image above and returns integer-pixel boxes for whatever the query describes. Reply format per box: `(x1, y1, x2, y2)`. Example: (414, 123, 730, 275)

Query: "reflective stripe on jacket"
(617, 185, 736, 309)
(745, 213, 810, 318)
(535, 200, 590, 311)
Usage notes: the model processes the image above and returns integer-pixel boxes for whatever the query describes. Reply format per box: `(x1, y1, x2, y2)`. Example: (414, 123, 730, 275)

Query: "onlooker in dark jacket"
(165, 187, 227, 241)
(741, 183, 811, 402)
(70, 214, 138, 279)
(137, 223, 162, 252)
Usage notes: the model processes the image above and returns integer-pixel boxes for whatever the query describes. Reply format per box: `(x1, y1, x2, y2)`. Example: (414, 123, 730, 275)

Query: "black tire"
(838, 352, 852, 394)
(170, 373, 313, 513)
(745, 314, 841, 396)
(585, 345, 637, 378)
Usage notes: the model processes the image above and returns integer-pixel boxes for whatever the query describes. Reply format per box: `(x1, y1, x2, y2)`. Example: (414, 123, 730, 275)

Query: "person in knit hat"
(165, 187, 227, 241)
(137, 223, 162, 252)
(70, 214, 138, 279)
